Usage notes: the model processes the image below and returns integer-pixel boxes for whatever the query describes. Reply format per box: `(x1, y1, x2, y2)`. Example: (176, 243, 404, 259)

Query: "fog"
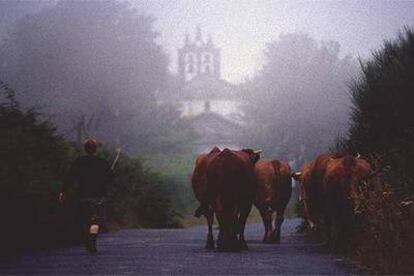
(135, 1, 414, 83)
(1, 0, 414, 162)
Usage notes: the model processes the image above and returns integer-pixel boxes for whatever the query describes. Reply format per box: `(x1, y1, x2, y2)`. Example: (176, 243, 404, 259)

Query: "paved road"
(0, 219, 368, 275)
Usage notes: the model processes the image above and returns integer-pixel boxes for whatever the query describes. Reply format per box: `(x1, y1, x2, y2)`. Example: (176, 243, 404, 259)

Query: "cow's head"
(241, 148, 262, 164)
(291, 169, 318, 229)
(291, 171, 306, 201)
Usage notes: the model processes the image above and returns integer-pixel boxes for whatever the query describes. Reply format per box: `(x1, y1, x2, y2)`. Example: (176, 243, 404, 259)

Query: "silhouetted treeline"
(0, 0, 194, 155)
(0, 83, 181, 255)
(241, 33, 357, 165)
(0, 82, 71, 254)
(334, 27, 414, 273)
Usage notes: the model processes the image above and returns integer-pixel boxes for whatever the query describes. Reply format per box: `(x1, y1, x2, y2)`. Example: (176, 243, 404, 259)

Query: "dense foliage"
(335, 27, 414, 273)
(343, 28, 414, 181)
(0, 83, 181, 254)
(0, 82, 73, 253)
(353, 169, 414, 273)
(138, 153, 198, 218)
(107, 153, 182, 229)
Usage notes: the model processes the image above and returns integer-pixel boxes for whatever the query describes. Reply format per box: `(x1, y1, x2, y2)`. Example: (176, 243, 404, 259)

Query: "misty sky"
(134, 0, 414, 83)
(1, 1, 414, 83)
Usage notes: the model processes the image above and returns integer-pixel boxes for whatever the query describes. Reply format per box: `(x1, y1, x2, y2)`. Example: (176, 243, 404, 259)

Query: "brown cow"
(205, 148, 260, 251)
(293, 153, 372, 235)
(254, 160, 292, 243)
(191, 147, 261, 250)
(292, 152, 346, 229)
(321, 155, 372, 226)
(191, 146, 221, 249)
(292, 160, 316, 228)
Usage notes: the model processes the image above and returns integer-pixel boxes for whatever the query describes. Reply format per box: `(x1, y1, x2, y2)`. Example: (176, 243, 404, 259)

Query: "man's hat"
(84, 138, 97, 154)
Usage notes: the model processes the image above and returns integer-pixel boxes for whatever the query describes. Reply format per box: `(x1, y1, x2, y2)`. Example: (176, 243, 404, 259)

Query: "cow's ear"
(251, 155, 260, 164)
(253, 150, 262, 164)
(210, 147, 221, 154)
(242, 148, 261, 164)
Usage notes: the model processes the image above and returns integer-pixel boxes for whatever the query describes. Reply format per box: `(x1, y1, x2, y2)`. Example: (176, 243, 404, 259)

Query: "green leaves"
(107, 154, 182, 229)
(334, 27, 414, 273)
(0, 83, 73, 252)
(343, 27, 414, 180)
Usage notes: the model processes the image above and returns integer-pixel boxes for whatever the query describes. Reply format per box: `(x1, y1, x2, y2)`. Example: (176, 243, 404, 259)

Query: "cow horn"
(253, 149, 262, 154)
(292, 172, 302, 181)
(308, 220, 316, 230)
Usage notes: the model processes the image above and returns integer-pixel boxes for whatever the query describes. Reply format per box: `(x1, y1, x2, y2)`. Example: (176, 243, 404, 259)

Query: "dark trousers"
(78, 197, 106, 234)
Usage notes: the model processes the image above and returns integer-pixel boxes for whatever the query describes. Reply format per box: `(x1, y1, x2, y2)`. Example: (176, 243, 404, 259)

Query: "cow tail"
(272, 160, 281, 180)
(273, 160, 292, 196)
(269, 160, 281, 209)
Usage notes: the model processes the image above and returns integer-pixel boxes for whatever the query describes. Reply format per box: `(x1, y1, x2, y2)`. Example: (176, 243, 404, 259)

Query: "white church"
(171, 27, 244, 151)
(177, 27, 242, 121)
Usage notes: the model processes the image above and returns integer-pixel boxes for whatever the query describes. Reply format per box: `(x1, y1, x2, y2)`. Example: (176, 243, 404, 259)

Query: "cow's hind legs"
(205, 209, 215, 249)
(238, 205, 252, 250)
(216, 212, 238, 252)
(259, 207, 273, 243)
(271, 208, 285, 243)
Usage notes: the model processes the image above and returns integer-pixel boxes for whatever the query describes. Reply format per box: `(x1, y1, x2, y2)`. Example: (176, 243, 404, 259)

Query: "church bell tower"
(178, 26, 221, 82)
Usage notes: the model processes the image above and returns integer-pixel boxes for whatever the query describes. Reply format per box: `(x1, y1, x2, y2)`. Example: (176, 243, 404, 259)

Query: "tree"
(334, 28, 414, 273)
(0, 81, 73, 252)
(0, 81, 182, 253)
(342, 27, 414, 180)
(241, 33, 357, 165)
(0, 0, 191, 154)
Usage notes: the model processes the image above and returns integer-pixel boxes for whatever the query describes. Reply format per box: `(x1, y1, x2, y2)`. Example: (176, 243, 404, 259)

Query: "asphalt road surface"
(0, 218, 369, 275)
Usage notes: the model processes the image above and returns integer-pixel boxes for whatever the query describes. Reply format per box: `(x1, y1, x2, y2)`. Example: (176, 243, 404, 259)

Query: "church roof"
(179, 26, 218, 52)
(186, 111, 243, 145)
(180, 75, 238, 100)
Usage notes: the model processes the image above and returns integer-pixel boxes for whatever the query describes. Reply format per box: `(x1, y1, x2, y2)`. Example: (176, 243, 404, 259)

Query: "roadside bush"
(0, 82, 181, 255)
(344, 27, 414, 181)
(354, 168, 414, 273)
(334, 27, 414, 273)
(138, 153, 199, 223)
(0, 82, 75, 254)
(107, 154, 182, 229)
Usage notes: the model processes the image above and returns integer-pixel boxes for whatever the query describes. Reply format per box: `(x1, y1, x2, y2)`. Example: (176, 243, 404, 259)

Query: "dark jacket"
(62, 155, 114, 198)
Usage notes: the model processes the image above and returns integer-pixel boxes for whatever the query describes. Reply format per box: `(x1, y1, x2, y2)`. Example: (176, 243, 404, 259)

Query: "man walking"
(59, 138, 114, 253)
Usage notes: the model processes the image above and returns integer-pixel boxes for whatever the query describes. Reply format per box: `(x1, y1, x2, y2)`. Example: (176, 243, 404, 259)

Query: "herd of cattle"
(191, 147, 375, 252)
